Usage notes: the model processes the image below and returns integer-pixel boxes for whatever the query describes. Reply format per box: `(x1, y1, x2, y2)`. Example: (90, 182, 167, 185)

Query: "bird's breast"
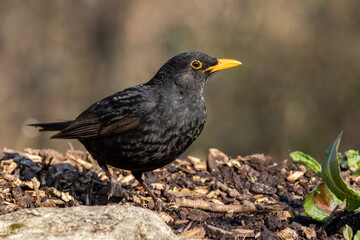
(127, 97, 206, 170)
(142, 97, 206, 147)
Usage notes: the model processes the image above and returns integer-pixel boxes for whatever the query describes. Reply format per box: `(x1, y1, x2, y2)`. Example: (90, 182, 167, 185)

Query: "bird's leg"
(132, 172, 167, 211)
(132, 172, 180, 215)
(97, 160, 129, 200)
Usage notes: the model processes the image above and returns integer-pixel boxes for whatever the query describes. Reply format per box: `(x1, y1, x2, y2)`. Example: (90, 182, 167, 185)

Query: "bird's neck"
(147, 76, 205, 101)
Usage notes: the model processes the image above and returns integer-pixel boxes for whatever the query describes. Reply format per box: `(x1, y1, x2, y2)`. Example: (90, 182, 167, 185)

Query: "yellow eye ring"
(190, 60, 202, 70)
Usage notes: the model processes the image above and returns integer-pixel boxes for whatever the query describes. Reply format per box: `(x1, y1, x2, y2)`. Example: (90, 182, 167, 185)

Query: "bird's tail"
(28, 121, 73, 132)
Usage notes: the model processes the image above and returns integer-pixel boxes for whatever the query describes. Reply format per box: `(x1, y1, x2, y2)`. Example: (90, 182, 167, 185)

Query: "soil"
(0, 147, 359, 239)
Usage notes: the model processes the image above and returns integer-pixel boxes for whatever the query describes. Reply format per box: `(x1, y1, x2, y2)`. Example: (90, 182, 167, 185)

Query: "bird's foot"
(108, 176, 130, 200)
(154, 198, 181, 215)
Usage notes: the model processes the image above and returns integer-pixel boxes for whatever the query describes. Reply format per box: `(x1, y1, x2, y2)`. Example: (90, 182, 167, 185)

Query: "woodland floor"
(0, 147, 359, 239)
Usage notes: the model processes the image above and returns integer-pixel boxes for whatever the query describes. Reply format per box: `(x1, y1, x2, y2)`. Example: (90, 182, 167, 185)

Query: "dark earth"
(1, 147, 359, 239)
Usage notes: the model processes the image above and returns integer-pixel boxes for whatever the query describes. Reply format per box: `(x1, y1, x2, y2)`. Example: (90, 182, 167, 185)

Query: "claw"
(154, 199, 181, 216)
(107, 176, 130, 200)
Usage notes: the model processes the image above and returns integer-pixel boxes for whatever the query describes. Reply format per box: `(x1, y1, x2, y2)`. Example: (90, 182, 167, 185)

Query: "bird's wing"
(51, 115, 140, 139)
(52, 86, 153, 139)
(99, 117, 140, 135)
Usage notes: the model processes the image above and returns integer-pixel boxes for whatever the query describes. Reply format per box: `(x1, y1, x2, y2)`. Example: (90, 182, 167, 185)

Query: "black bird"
(30, 52, 241, 209)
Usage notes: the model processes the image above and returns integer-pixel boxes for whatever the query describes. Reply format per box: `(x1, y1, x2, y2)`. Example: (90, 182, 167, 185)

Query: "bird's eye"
(190, 60, 202, 70)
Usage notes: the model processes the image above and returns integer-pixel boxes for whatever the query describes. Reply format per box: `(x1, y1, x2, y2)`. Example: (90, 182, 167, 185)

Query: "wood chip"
(287, 171, 304, 182)
(21, 153, 42, 163)
(3, 173, 16, 182)
(187, 155, 201, 164)
(207, 148, 229, 173)
(23, 177, 40, 190)
(150, 183, 164, 190)
(175, 159, 191, 166)
(11, 178, 22, 187)
(178, 165, 196, 175)
(6, 162, 17, 174)
(227, 159, 242, 169)
(301, 226, 316, 239)
(47, 187, 78, 204)
(50, 199, 65, 205)
(255, 196, 277, 204)
(192, 175, 201, 181)
(194, 186, 208, 195)
(193, 162, 207, 171)
(40, 199, 57, 207)
(277, 227, 298, 240)
(207, 189, 221, 198)
(187, 155, 207, 171)
(209, 148, 229, 163)
(180, 188, 190, 192)
(277, 210, 293, 221)
(225, 210, 234, 218)
(251, 183, 276, 194)
(174, 219, 189, 225)
(187, 209, 211, 222)
(157, 212, 174, 223)
(178, 226, 206, 239)
(24, 148, 63, 160)
(120, 174, 135, 185)
(132, 195, 141, 204)
(233, 228, 255, 238)
(67, 152, 93, 169)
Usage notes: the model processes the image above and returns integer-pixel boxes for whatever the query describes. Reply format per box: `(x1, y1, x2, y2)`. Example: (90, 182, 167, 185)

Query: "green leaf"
(353, 168, 360, 177)
(346, 150, 360, 170)
(303, 183, 342, 222)
(354, 230, 360, 240)
(321, 132, 360, 211)
(343, 224, 353, 240)
(290, 151, 321, 173)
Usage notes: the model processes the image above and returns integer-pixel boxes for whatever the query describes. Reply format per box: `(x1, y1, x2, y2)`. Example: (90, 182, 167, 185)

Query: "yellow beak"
(203, 59, 242, 73)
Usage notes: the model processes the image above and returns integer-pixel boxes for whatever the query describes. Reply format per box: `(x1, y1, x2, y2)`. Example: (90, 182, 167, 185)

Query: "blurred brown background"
(1, 0, 360, 161)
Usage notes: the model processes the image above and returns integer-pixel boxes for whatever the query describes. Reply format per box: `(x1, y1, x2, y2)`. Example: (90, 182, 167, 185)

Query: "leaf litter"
(0, 147, 359, 239)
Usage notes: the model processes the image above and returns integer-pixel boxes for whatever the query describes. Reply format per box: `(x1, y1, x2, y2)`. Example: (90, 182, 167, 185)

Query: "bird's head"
(151, 52, 241, 93)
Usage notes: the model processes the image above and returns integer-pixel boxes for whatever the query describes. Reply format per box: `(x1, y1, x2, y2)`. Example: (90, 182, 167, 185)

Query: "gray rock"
(0, 205, 179, 240)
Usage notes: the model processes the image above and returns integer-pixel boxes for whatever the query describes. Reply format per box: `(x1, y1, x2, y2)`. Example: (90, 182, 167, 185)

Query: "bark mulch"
(1, 147, 359, 239)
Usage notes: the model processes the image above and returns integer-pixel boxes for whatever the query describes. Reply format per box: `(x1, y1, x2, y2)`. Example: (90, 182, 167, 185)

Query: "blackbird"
(30, 52, 241, 209)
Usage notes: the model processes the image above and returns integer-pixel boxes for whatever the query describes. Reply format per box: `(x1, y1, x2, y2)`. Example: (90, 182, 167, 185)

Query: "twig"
(166, 190, 207, 198)
(175, 198, 256, 213)
(205, 224, 237, 239)
(216, 181, 241, 198)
